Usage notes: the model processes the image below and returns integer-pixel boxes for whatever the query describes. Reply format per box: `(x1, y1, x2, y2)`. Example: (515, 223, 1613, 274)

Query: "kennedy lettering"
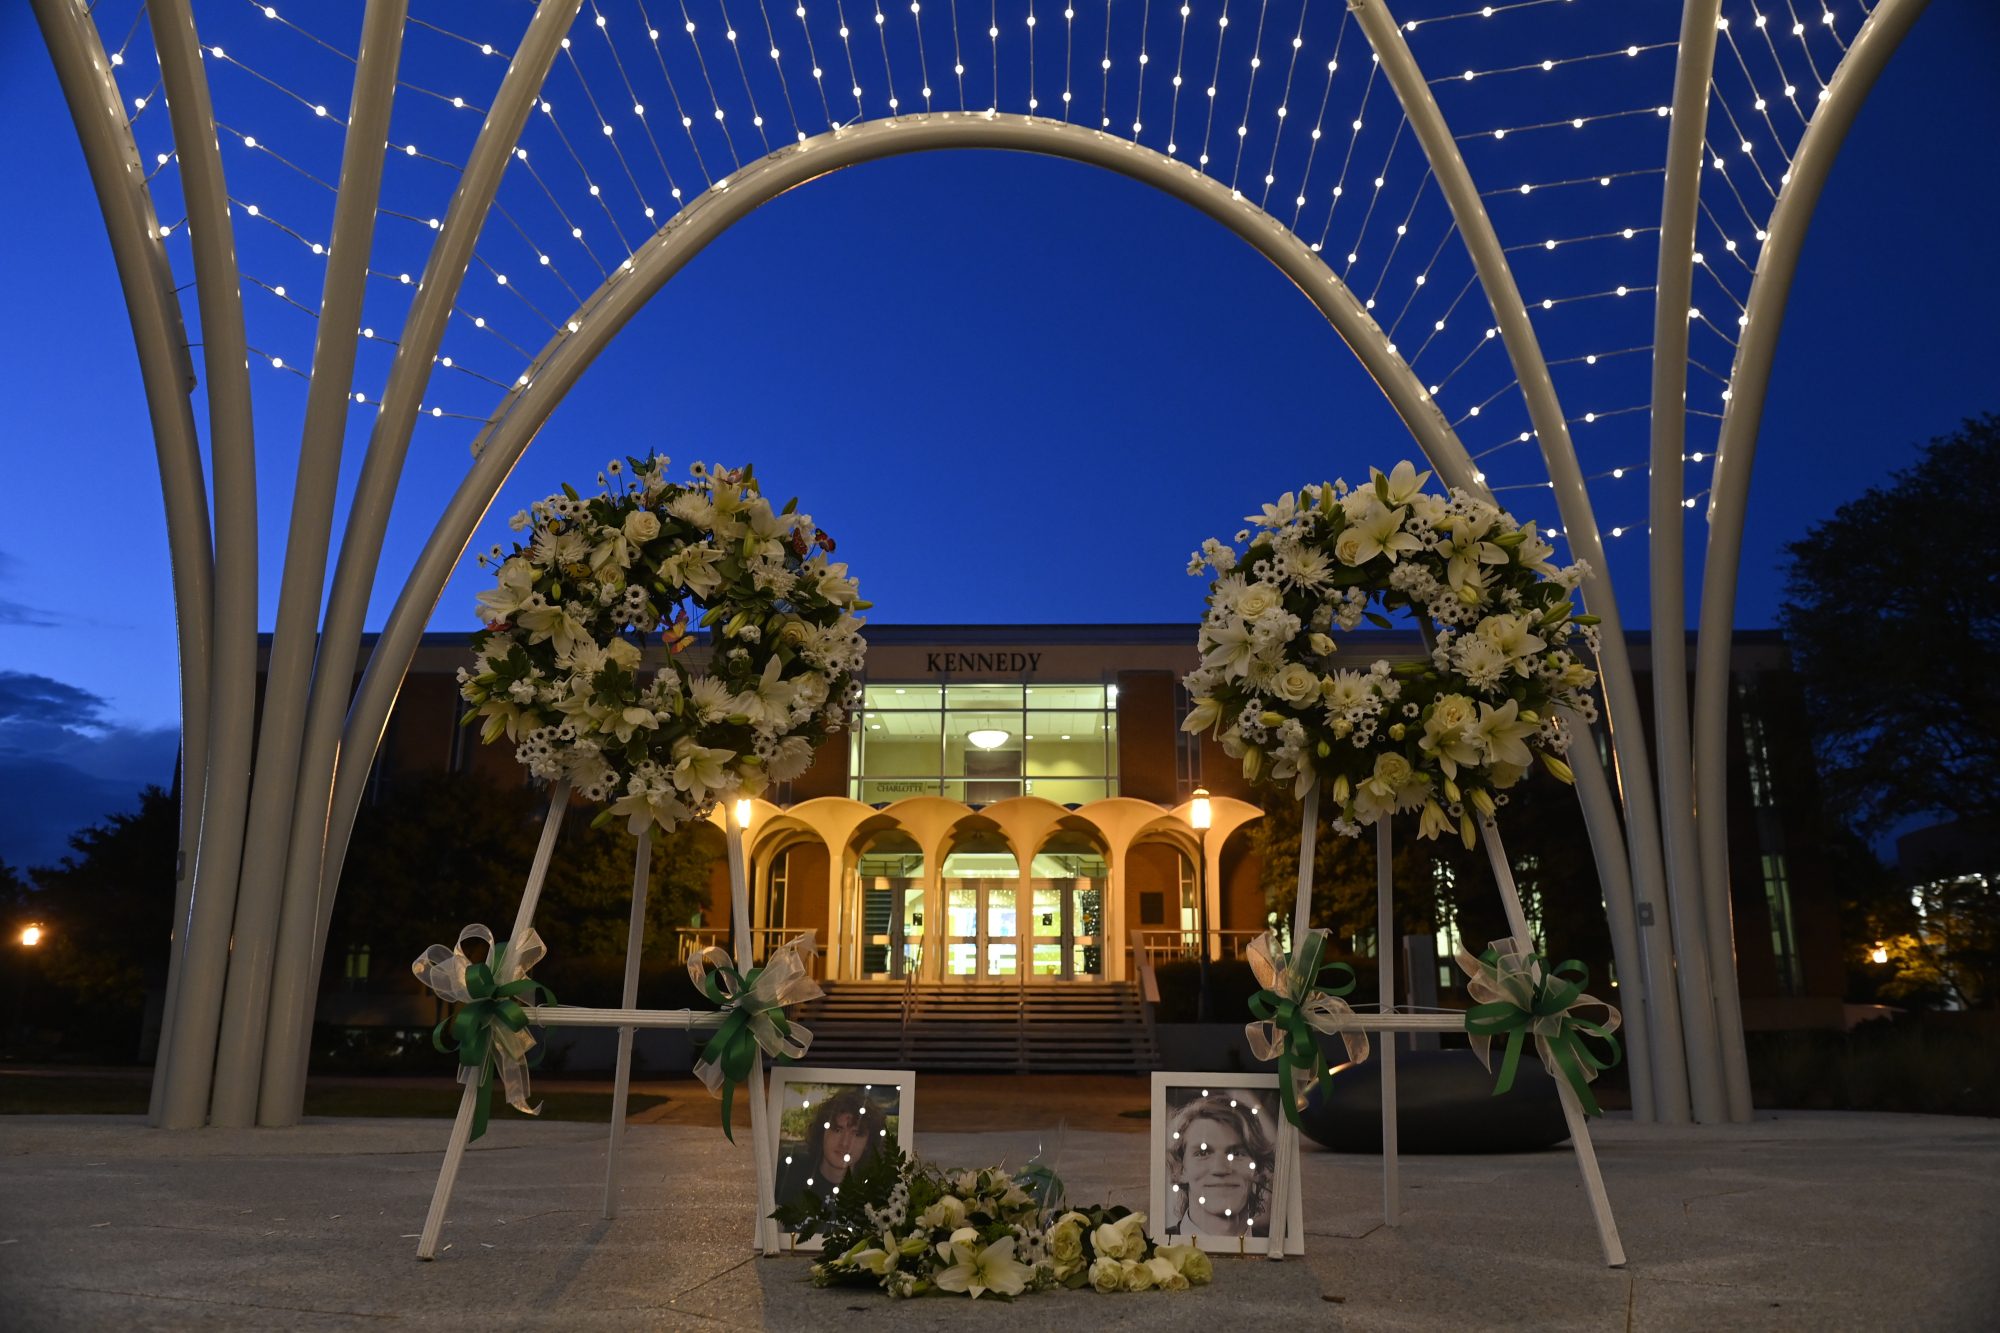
(922, 651, 1044, 674)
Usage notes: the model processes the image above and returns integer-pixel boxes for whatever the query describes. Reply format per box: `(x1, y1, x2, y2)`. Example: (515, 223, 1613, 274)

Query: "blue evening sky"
(0, 2, 1994, 863)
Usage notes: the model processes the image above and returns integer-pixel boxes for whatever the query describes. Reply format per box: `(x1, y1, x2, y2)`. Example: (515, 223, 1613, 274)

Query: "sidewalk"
(1, 1101, 1995, 1330)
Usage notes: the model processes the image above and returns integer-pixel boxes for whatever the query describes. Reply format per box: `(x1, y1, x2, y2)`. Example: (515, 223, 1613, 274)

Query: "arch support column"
(32, 0, 213, 1128)
(1351, 0, 1710, 1122)
(1694, 0, 1930, 1083)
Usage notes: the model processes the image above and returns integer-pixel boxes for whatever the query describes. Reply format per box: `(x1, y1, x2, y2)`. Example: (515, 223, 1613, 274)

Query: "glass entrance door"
(945, 883, 1018, 977)
(1026, 881, 1104, 978)
(855, 832, 924, 980)
(1031, 834, 1109, 979)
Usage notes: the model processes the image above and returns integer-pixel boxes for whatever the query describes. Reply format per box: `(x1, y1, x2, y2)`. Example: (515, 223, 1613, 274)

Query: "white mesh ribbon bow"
(688, 932, 823, 1139)
(412, 923, 555, 1140)
(1455, 936, 1622, 1117)
(1245, 927, 1370, 1126)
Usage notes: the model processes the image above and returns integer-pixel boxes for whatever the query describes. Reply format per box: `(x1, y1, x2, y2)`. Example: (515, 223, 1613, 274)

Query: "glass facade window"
(1739, 685, 1778, 809)
(852, 682, 1119, 805)
(1762, 852, 1804, 995)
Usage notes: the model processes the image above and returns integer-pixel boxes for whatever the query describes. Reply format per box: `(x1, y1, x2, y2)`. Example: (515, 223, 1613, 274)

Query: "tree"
(17, 786, 179, 1056)
(331, 774, 718, 1006)
(1252, 770, 1612, 988)
(1780, 413, 2000, 834)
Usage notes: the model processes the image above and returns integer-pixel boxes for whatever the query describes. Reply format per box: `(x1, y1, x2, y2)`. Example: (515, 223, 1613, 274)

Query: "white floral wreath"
(459, 457, 868, 834)
(1183, 461, 1600, 846)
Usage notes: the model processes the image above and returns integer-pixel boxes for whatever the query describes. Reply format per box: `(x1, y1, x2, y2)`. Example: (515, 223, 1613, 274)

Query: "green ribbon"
(1246, 931, 1358, 1129)
(694, 957, 799, 1142)
(1462, 949, 1620, 1117)
(429, 943, 556, 1142)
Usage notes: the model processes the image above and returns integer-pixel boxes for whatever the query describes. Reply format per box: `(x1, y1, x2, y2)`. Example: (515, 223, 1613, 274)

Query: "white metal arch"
(1692, 0, 1931, 1092)
(30, 0, 1929, 1132)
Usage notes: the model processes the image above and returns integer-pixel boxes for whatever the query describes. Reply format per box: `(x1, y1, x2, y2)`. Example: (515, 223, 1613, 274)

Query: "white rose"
(1273, 662, 1321, 707)
(622, 509, 661, 543)
(1237, 583, 1282, 619)
(1334, 528, 1367, 566)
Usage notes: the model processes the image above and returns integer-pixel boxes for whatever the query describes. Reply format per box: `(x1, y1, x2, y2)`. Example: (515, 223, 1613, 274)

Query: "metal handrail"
(675, 926, 824, 977)
(1130, 928, 1263, 967)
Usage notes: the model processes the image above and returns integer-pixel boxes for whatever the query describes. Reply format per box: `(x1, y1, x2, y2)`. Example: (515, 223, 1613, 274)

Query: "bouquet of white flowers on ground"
(781, 1144, 1213, 1300)
(459, 456, 868, 835)
(1183, 460, 1600, 847)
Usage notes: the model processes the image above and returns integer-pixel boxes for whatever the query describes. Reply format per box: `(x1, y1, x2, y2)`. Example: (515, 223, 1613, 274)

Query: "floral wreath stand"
(1263, 774, 1625, 1268)
(413, 780, 785, 1260)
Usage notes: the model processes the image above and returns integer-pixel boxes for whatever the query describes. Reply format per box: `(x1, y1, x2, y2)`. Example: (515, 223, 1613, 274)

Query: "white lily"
(1473, 698, 1538, 770)
(1372, 458, 1433, 506)
(474, 557, 537, 624)
(933, 1236, 1031, 1299)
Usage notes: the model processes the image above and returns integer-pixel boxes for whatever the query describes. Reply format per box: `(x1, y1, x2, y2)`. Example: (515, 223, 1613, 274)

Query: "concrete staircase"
(795, 980, 1159, 1073)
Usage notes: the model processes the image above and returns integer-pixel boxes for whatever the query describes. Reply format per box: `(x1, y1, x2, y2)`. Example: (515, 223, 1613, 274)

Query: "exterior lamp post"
(12, 923, 46, 1043)
(1190, 789, 1214, 1023)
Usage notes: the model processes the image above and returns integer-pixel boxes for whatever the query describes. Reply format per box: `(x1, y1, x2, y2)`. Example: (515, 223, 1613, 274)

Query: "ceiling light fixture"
(967, 729, 1010, 750)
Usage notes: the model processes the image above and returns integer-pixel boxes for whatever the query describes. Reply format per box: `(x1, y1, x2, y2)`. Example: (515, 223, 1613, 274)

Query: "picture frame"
(762, 1067, 916, 1253)
(1149, 1072, 1304, 1256)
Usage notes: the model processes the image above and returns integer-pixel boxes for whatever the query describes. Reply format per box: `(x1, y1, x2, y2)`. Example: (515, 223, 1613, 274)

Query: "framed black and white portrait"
(1149, 1073, 1303, 1255)
(764, 1067, 914, 1252)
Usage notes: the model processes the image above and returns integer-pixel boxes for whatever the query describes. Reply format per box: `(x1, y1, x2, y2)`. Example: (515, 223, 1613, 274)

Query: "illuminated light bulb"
(1485, 328, 1497, 340)
(1544, 239, 1556, 250)
(1542, 60, 1554, 71)
(273, 285, 286, 297)
(1599, 176, 1611, 186)
(1616, 286, 1628, 296)
(1612, 467, 1623, 479)
(355, 392, 366, 403)
(1541, 298, 1553, 309)
(432, 406, 443, 417)
(1494, 129, 1506, 140)
(246, 204, 260, 216)
(473, 317, 484, 327)
(1463, 70, 1476, 81)
(1688, 307, 1701, 320)
(1691, 451, 1705, 463)
(1611, 527, 1624, 538)
(270, 355, 283, 368)
(1585, 354, 1597, 365)
(111, 52, 123, 66)
(441, 356, 452, 366)
(1520, 184, 1532, 195)
(210, 46, 225, 58)
(315, 105, 327, 117)
(1583, 412, 1595, 424)
(1656, 106, 1670, 117)
(1468, 405, 1480, 417)
(312, 243, 324, 255)
(1627, 44, 1639, 55)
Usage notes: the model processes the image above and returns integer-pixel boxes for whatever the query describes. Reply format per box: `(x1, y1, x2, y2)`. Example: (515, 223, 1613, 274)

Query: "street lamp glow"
(19, 924, 43, 948)
(1190, 788, 1212, 831)
(1870, 944, 1889, 965)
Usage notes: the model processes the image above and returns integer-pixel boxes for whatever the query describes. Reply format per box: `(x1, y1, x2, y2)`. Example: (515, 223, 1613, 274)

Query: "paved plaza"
(2, 1077, 1996, 1330)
